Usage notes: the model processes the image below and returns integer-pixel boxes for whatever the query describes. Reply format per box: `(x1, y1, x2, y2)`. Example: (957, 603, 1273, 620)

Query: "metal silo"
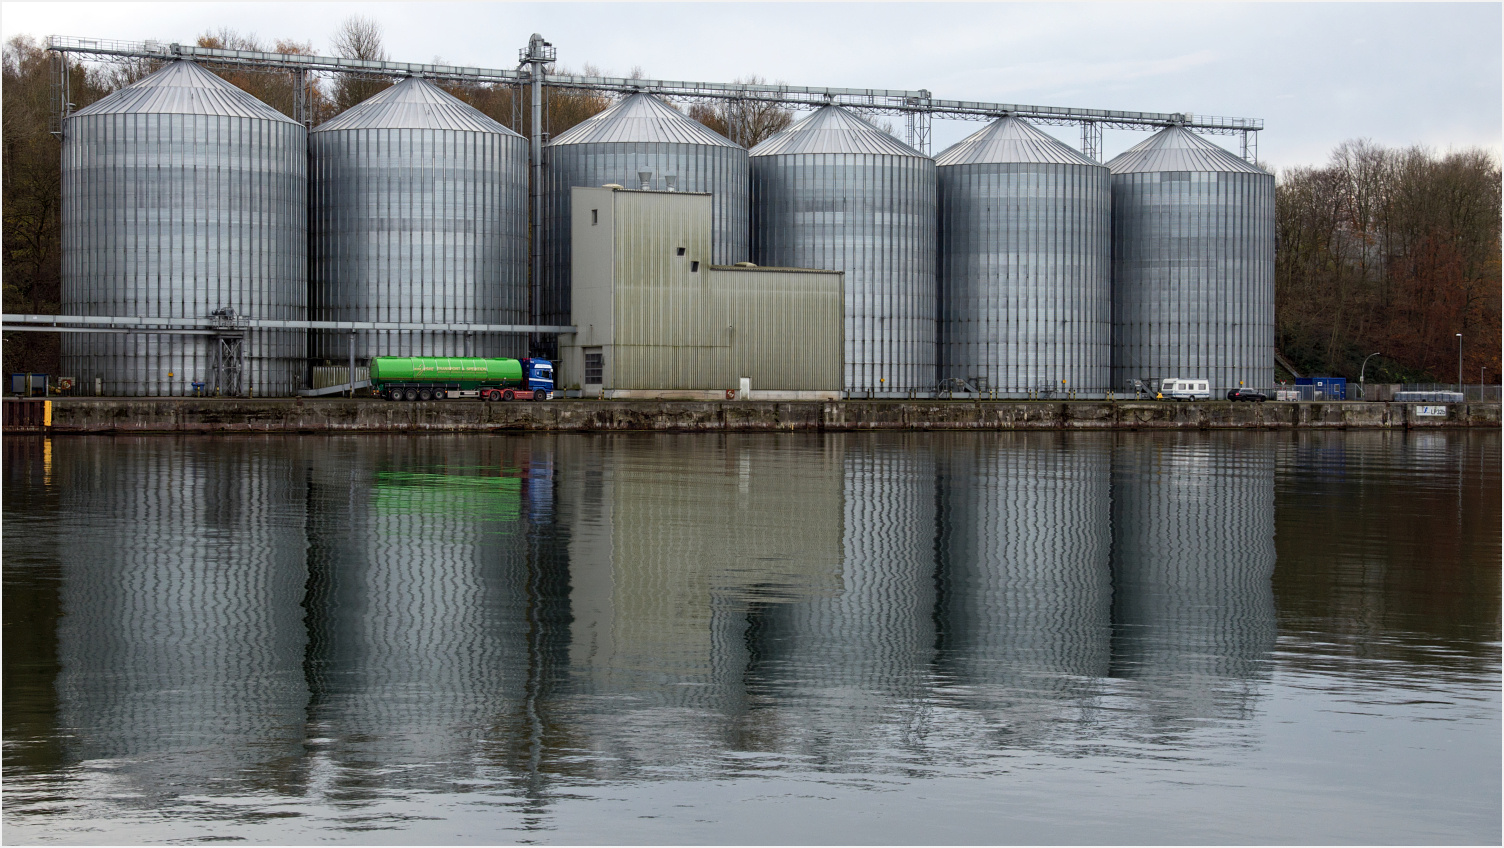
(542, 93, 749, 333)
(750, 106, 937, 395)
(936, 117, 1110, 396)
(1107, 126, 1275, 394)
(310, 76, 528, 362)
(60, 60, 306, 397)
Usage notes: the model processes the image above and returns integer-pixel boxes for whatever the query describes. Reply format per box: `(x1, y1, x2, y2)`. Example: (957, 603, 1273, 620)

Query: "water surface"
(3, 431, 1498, 844)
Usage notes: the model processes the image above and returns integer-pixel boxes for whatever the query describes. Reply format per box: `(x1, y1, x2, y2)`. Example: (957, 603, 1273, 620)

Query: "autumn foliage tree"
(1277, 141, 1501, 384)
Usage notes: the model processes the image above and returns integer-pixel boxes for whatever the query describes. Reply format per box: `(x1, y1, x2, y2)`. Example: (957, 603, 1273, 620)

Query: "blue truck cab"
(521, 358, 555, 398)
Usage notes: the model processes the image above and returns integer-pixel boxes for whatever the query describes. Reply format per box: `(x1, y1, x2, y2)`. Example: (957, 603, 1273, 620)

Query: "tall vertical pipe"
(526, 34, 550, 357)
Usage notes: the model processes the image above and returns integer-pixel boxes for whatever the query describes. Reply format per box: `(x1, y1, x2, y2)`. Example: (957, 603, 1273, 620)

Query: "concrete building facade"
(558, 186, 843, 400)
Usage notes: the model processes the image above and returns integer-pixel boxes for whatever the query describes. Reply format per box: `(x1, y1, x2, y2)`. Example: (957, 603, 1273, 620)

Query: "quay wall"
(5, 398, 1499, 434)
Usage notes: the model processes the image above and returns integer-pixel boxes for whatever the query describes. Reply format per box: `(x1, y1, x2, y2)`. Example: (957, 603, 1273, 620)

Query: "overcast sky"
(4, 2, 1499, 171)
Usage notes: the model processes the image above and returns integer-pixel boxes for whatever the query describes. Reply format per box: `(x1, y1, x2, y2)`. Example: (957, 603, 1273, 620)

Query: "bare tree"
(686, 75, 793, 148)
(329, 16, 391, 114)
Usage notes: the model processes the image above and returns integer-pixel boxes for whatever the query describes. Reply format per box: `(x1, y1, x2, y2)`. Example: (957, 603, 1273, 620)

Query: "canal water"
(3, 431, 1498, 844)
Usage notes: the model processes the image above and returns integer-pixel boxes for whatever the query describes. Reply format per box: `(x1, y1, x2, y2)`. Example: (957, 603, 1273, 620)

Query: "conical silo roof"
(313, 76, 520, 135)
(1106, 125, 1266, 174)
(71, 59, 297, 123)
(548, 91, 739, 147)
(934, 116, 1096, 167)
(750, 104, 927, 157)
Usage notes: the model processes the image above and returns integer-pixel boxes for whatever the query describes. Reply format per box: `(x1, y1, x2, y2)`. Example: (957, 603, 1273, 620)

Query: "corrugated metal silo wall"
(542, 143, 751, 331)
(751, 154, 937, 394)
(1108, 433, 1276, 719)
(939, 163, 1111, 394)
(60, 115, 307, 396)
(1110, 171, 1275, 392)
(309, 129, 529, 361)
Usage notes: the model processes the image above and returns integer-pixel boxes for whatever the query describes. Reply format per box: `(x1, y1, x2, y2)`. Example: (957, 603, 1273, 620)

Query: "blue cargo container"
(1295, 377, 1347, 400)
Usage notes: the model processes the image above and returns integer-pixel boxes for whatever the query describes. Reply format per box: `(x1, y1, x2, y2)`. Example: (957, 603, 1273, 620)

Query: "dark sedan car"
(1227, 388, 1268, 402)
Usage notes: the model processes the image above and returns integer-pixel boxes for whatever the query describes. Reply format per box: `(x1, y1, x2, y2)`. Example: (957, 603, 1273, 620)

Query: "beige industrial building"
(558, 186, 844, 400)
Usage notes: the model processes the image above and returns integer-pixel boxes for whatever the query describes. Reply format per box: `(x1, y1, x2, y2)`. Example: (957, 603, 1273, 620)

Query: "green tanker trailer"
(369, 357, 554, 401)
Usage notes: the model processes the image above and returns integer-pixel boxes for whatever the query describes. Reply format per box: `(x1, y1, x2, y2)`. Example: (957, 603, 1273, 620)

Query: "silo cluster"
(55, 53, 1274, 398)
(935, 117, 1111, 396)
(750, 105, 937, 395)
(542, 92, 750, 333)
(60, 60, 307, 396)
(1108, 126, 1275, 392)
(309, 76, 530, 361)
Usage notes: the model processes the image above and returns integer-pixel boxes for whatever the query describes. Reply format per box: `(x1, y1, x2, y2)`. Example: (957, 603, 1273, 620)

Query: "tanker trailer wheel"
(502, 389, 515, 401)
(404, 388, 418, 401)
(432, 389, 444, 400)
(387, 388, 402, 401)
(417, 388, 431, 402)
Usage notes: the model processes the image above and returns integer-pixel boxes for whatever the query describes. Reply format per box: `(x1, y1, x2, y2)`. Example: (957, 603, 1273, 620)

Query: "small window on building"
(691, 261, 700, 272)
(676, 247, 686, 256)
(584, 348, 604, 384)
(591, 209, 598, 225)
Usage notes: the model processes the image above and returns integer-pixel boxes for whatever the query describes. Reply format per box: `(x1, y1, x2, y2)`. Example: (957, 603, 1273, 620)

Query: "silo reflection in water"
(1109, 432, 1278, 717)
(932, 432, 1113, 693)
(52, 437, 309, 796)
(741, 434, 939, 759)
(301, 437, 539, 787)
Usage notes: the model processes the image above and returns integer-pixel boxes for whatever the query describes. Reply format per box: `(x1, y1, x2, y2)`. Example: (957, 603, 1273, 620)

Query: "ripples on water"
(3, 431, 1498, 844)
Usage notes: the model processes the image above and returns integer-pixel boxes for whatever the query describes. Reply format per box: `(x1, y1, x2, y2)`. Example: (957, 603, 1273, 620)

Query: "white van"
(1159, 378, 1210, 401)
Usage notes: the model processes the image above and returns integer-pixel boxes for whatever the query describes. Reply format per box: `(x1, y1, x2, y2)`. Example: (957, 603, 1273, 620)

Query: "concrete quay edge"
(4, 397, 1499, 434)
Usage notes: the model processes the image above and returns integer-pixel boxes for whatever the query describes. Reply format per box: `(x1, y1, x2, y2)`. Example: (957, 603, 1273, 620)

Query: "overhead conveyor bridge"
(45, 34, 1263, 161)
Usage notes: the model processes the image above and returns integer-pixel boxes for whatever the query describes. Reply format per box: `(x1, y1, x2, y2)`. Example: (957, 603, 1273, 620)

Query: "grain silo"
(1107, 126, 1275, 394)
(936, 117, 1110, 396)
(542, 92, 750, 334)
(750, 106, 937, 395)
(309, 76, 528, 362)
(60, 60, 307, 396)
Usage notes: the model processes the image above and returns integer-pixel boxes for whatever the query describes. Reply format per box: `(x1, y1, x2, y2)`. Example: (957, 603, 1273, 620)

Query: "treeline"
(1277, 140, 1501, 384)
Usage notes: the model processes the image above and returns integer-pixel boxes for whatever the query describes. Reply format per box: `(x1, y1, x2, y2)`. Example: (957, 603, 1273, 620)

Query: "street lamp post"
(1456, 333, 1463, 395)
(1359, 352, 1381, 400)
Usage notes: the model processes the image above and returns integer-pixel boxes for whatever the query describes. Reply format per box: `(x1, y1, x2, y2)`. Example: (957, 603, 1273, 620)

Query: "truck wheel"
(534, 390, 546, 401)
(431, 389, 445, 400)
(418, 388, 432, 402)
(387, 389, 401, 401)
(485, 389, 500, 402)
(404, 388, 418, 401)
(500, 389, 513, 401)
